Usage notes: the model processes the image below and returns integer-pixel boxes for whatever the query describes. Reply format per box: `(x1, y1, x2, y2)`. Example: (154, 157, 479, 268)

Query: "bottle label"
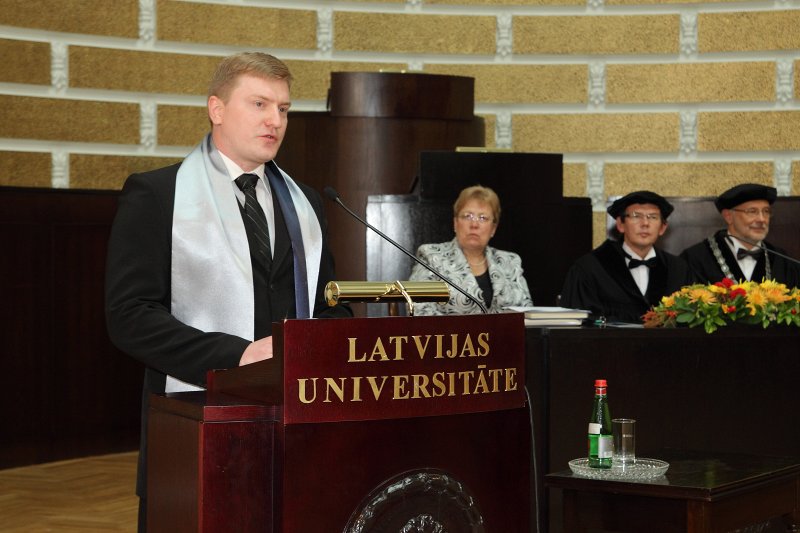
(598, 435, 613, 458)
(587, 423, 601, 434)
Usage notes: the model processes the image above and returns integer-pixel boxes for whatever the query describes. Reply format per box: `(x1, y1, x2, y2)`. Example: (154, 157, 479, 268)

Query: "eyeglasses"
(624, 212, 662, 222)
(731, 207, 772, 217)
(457, 212, 494, 225)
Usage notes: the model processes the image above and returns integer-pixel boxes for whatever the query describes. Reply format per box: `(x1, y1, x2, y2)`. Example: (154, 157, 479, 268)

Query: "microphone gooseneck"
(324, 187, 488, 313)
(726, 232, 800, 266)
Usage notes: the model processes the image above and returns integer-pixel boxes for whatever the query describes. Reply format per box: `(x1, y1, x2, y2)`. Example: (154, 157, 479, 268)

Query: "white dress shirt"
(622, 242, 656, 296)
(725, 235, 759, 281)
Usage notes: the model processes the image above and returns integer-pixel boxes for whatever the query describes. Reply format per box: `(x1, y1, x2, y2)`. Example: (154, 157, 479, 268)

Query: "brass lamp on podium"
(325, 281, 449, 316)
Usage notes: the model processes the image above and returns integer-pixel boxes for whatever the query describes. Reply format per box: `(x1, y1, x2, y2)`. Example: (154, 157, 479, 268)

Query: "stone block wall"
(0, 0, 797, 243)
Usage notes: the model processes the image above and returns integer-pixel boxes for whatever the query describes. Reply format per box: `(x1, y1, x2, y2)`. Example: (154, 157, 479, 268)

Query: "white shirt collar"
(217, 151, 265, 182)
(622, 242, 656, 262)
(725, 234, 761, 255)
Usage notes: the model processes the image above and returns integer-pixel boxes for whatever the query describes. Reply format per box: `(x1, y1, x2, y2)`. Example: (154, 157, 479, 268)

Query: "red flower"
(714, 278, 734, 288)
(729, 288, 747, 299)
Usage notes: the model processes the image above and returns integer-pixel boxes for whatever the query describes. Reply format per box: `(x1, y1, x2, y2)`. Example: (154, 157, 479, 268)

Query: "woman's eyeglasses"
(457, 213, 494, 225)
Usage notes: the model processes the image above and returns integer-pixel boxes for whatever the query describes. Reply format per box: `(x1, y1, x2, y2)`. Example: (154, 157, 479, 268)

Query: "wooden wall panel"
(0, 187, 143, 468)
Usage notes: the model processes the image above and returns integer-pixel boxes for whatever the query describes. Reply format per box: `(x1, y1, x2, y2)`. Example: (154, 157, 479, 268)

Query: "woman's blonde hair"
(453, 185, 501, 224)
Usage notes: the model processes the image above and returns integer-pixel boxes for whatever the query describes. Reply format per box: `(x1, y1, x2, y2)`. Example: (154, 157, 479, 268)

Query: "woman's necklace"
(467, 257, 487, 267)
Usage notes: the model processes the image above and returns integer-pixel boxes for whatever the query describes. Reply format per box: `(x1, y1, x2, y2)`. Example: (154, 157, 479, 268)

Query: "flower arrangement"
(643, 278, 800, 333)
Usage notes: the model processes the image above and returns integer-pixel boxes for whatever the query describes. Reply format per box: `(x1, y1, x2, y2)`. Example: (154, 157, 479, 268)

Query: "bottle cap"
(594, 379, 607, 387)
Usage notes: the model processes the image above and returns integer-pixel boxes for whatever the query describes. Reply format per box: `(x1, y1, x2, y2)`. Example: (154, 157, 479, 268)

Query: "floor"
(0, 452, 138, 532)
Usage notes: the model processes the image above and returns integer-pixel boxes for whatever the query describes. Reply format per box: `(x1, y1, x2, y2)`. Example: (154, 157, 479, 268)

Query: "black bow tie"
(627, 256, 658, 269)
(736, 247, 764, 260)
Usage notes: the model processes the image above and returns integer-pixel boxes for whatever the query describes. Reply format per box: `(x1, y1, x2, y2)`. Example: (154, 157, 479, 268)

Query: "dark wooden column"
(0, 187, 143, 468)
(279, 72, 485, 288)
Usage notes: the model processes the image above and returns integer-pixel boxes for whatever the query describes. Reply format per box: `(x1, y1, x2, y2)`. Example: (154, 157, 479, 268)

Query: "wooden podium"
(147, 313, 530, 532)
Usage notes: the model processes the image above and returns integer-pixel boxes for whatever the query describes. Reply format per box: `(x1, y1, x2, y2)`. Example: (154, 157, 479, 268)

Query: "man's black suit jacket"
(105, 161, 351, 495)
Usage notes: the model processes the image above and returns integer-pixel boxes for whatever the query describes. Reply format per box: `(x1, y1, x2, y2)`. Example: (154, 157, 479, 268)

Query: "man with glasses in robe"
(680, 183, 800, 287)
(560, 191, 692, 323)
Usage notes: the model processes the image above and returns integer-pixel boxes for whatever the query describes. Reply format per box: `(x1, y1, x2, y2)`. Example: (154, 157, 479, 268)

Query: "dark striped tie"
(235, 173, 271, 264)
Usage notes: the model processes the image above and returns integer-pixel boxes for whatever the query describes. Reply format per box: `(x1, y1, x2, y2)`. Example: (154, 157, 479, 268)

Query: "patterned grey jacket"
(409, 238, 533, 315)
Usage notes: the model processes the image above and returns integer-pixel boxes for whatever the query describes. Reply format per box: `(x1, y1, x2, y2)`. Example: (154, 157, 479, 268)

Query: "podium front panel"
(280, 409, 530, 532)
(278, 313, 525, 424)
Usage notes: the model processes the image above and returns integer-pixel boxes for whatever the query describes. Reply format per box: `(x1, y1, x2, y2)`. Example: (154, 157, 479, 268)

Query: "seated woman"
(410, 185, 533, 315)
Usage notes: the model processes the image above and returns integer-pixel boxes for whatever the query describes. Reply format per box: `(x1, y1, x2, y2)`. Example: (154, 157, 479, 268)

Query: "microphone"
(323, 186, 488, 313)
(726, 232, 800, 267)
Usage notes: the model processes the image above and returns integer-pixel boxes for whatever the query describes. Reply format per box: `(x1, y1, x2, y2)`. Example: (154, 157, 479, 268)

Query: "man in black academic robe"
(681, 183, 800, 288)
(561, 191, 693, 323)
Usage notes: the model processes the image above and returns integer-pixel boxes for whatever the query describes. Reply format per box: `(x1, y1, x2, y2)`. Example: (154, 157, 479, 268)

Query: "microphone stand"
(324, 187, 488, 313)
(727, 232, 800, 266)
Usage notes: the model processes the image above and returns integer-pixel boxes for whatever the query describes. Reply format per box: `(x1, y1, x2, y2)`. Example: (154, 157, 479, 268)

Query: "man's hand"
(239, 336, 273, 365)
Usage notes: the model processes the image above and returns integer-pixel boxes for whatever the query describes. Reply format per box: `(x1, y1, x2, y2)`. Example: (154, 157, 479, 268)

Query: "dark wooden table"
(544, 451, 800, 533)
(525, 326, 800, 533)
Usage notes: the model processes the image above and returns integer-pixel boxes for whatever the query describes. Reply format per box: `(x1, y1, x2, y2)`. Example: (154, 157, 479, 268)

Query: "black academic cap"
(607, 191, 674, 220)
(714, 183, 777, 212)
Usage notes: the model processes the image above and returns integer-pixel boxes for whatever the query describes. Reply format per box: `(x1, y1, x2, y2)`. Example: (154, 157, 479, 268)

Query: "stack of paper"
(505, 306, 590, 327)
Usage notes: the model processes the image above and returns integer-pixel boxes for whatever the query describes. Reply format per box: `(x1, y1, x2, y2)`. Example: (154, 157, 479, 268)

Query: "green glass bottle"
(587, 379, 612, 468)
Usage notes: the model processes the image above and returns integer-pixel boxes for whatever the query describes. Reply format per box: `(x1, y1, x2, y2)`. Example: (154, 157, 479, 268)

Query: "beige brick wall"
(0, 0, 796, 238)
(514, 113, 680, 153)
(0, 39, 50, 85)
(0, 95, 139, 144)
(604, 162, 773, 196)
(698, 111, 800, 152)
(69, 47, 218, 95)
(70, 154, 182, 190)
(0, 0, 137, 37)
(796, 60, 800, 101)
(158, 105, 209, 147)
(563, 163, 586, 197)
(157, 1, 317, 50)
(592, 212, 609, 248)
(0, 151, 51, 187)
(514, 15, 679, 55)
(794, 162, 800, 195)
(430, 0, 583, 4)
(607, 62, 775, 104)
(609, 0, 746, 4)
(335, 12, 496, 54)
(425, 64, 587, 104)
(699, 10, 800, 53)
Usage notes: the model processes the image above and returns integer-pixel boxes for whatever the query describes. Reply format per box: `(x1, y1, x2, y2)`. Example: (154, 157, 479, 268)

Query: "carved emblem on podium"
(345, 469, 485, 533)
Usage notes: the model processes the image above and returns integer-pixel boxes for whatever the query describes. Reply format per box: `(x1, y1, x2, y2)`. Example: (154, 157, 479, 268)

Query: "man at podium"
(105, 52, 351, 531)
